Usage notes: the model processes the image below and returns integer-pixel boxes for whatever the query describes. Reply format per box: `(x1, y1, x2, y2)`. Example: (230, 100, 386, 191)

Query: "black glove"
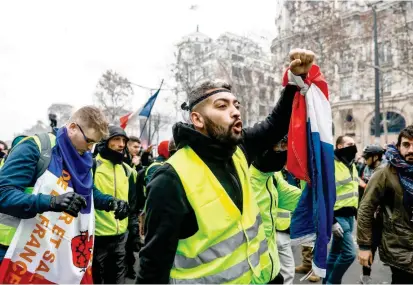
(50, 192, 87, 217)
(108, 198, 130, 220)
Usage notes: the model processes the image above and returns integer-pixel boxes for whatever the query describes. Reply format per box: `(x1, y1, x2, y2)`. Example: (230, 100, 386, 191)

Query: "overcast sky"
(0, 0, 280, 141)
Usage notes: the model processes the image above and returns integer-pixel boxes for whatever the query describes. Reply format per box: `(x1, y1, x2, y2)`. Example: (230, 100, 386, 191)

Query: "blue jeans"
(323, 216, 356, 284)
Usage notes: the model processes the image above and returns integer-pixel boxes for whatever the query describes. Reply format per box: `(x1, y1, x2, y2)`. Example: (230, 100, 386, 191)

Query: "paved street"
(127, 243, 392, 284)
(293, 244, 391, 284)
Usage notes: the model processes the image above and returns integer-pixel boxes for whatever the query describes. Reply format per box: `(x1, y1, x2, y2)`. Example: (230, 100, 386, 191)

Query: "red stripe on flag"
(283, 65, 328, 184)
(0, 258, 55, 284)
(120, 112, 132, 129)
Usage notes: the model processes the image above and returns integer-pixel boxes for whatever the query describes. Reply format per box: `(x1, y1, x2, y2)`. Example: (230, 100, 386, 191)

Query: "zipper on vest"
(265, 177, 275, 278)
(113, 165, 119, 235)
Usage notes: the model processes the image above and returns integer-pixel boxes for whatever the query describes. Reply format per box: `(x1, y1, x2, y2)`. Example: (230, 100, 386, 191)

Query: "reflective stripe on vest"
(172, 239, 269, 284)
(277, 212, 291, 218)
(337, 191, 359, 201)
(174, 214, 262, 269)
(168, 146, 271, 284)
(249, 167, 280, 281)
(335, 176, 358, 187)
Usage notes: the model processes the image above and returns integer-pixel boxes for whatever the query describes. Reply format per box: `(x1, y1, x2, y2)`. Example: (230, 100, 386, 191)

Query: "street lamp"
(367, 0, 382, 144)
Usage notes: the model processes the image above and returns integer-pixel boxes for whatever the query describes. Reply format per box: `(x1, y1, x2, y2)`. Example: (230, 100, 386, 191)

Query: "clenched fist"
(289, 49, 315, 76)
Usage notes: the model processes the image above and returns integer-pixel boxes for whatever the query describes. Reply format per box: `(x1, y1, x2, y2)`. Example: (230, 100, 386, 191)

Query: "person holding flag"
(136, 49, 315, 284)
(0, 106, 129, 284)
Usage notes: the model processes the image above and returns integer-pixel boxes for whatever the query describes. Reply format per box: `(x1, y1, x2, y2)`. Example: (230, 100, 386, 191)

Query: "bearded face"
(204, 115, 243, 146)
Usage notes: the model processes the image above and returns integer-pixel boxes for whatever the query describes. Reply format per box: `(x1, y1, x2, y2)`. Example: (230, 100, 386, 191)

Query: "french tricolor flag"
(284, 65, 336, 278)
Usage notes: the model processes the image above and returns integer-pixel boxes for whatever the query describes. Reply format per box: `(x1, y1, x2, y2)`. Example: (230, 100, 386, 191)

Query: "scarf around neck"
(49, 127, 93, 214)
(385, 144, 413, 221)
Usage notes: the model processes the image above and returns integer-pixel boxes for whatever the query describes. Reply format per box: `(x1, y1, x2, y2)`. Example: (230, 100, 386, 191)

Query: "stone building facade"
(271, 0, 413, 149)
(174, 29, 277, 126)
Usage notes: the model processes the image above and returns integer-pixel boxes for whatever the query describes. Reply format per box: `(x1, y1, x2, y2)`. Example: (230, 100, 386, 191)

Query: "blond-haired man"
(0, 106, 128, 284)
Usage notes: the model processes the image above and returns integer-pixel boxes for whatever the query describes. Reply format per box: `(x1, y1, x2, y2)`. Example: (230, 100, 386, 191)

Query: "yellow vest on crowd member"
(273, 172, 302, 231)
(168, 146, 271, 284)
(334, 159, 359, 210)
(93, 154, 136, 236)
(250, 165, 281, 282)
(0, 134, 56, 247)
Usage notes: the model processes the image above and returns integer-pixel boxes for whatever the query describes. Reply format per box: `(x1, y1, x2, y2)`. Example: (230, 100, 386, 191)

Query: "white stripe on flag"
(306, 84, 333, 144)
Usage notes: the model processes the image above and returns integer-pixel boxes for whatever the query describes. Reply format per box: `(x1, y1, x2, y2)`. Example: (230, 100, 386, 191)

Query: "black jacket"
(136, 85, 297, 284)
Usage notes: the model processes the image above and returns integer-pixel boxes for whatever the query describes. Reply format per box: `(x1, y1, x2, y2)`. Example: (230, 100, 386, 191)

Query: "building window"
(232, 66, 242, 78)
(339, 50, 353, 73)
(259, 105, 267, 116)
(267, 76, 275, 87)
(360, 46, 366, 61)
(194, 44, 201, 54)
(259, 89, 266, 101)
(244, 69, 252, 83)
(205, 46, 209, 53)
(271, 91, 277, 102)
(379, 41, 392, 65)
(257, 72, 264, 84)
(370, 112, 406, 135)
(398, 39, 409, 61)
(340, 77, 351, 99)
(231, 54, 244, 62)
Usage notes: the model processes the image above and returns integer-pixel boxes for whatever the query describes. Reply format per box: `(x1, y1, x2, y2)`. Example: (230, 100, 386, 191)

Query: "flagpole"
(140, 79, 164, 140)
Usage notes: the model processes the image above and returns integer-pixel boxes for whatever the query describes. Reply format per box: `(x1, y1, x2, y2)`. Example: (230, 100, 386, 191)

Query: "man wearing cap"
(358, 144, 385, 284)
(92, 125, 137, 284)
(136, 49, 316, 284)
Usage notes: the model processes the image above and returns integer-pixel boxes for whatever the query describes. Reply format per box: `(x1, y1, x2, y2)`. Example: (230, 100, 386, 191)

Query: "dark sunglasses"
(76, 123, 97, 145)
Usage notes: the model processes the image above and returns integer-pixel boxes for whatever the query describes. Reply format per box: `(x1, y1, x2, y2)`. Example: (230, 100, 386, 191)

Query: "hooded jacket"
(136, 85, 297, 284)
(94, 126, 140, 236)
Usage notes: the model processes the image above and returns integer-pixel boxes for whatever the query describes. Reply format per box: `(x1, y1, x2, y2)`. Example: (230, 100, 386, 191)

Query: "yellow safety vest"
(273, 172, 302, 231)
(94, 154, 136, 236)
(249, 165, 281, 282)
(334, 160, 359, 210)
(168, 146, 271, 284)
(0, 134, 56, 246)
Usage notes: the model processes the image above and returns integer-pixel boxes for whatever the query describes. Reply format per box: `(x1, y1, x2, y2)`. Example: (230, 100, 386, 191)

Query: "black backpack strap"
(34, 133, 52, 179)
(92, 158, 97, 178)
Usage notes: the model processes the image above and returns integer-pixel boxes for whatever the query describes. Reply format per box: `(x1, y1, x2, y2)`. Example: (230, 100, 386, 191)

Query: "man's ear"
(66, 122, 77, 135)
(190, 112, 204, 129)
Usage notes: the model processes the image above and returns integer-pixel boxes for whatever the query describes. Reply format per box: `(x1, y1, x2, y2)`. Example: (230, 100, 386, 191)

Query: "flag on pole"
(119, 80, 163, 129)
(283, 65, 336, 278)
(138, 88, 161, 118)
